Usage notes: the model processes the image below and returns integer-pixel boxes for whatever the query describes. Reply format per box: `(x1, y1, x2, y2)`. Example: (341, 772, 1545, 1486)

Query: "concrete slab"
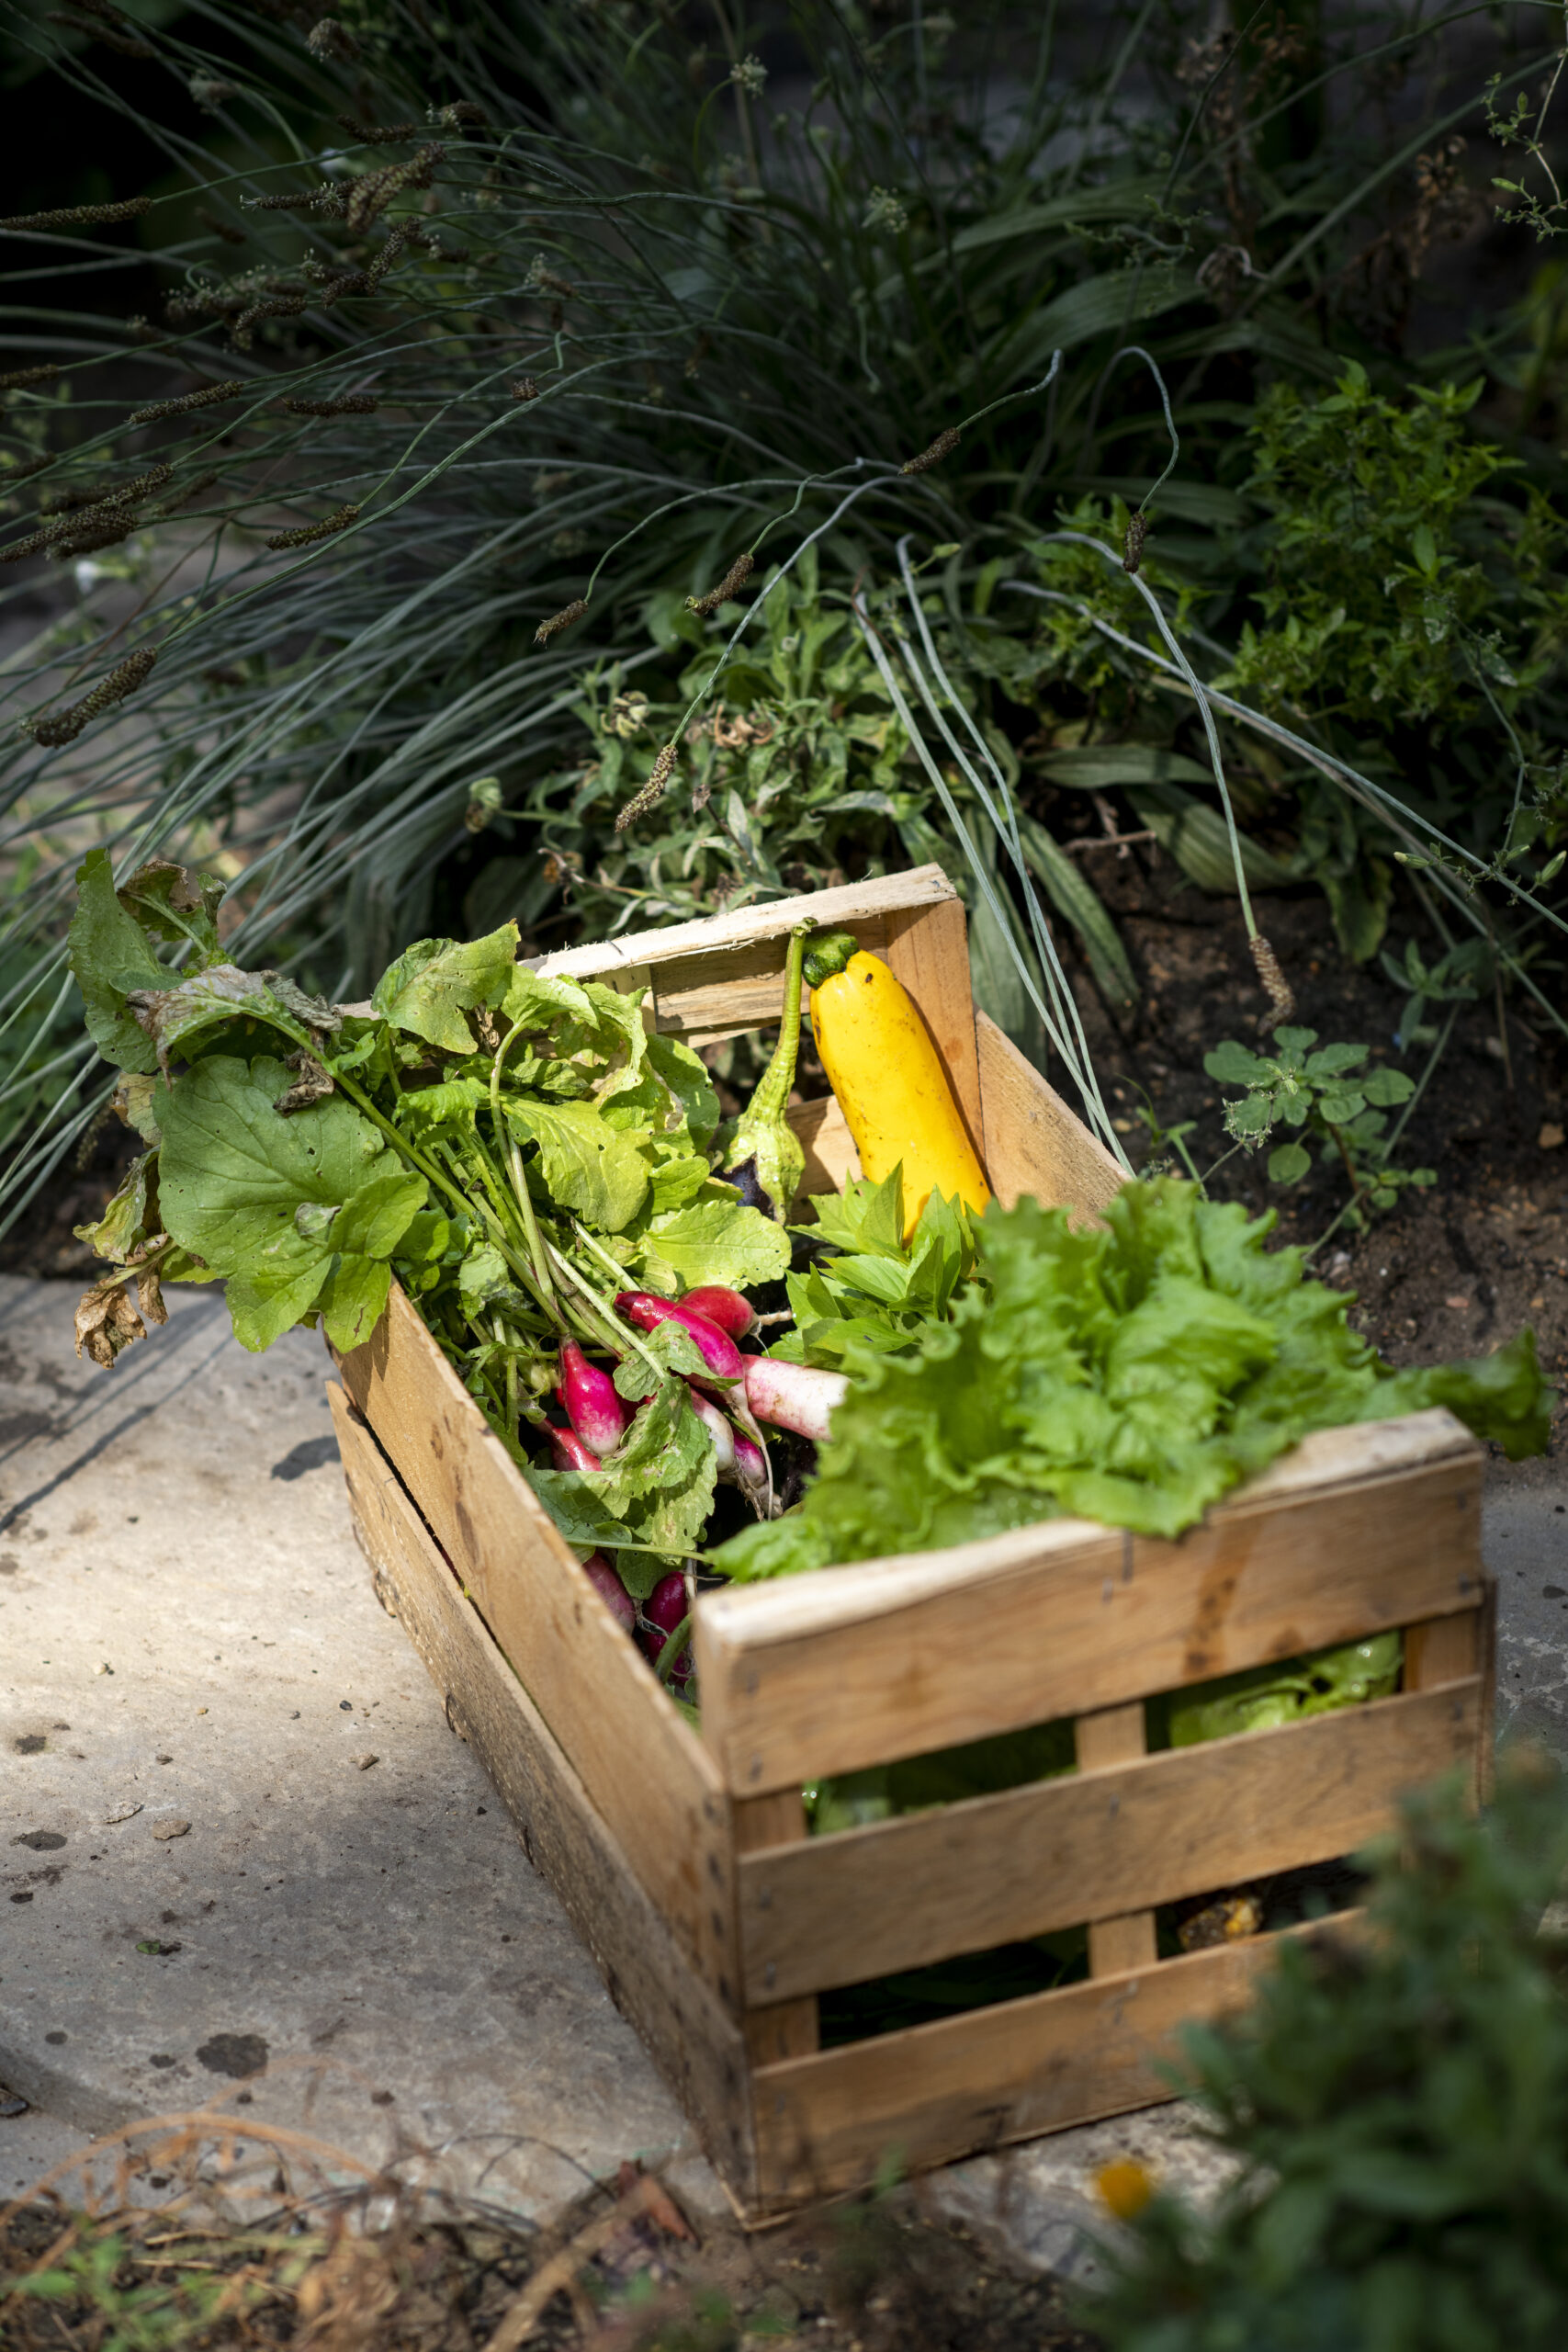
(0, 1277, 715, 2220)
(2, 1270, 1563, 2271)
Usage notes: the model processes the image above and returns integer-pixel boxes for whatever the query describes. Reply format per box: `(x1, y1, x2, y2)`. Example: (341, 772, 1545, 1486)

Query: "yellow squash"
(810, 951, 989, 1239)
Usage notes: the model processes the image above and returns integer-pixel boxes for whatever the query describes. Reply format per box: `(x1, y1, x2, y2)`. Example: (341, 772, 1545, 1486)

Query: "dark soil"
(1056, 855, 1568, 1439)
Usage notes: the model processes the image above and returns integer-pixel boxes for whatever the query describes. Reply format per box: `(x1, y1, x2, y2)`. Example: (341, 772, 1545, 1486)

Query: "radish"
(679, 1284, 757, 1340)
(556, 1340, 627, 1456)
(732, 1428, 769, 1502)
(743, 1355, 846, 1442)
(688, 1390, 737, 1476)
(581, 1551, 636, 1632)
(547, 1423, 601, 1475)
(615, 1292, 744, 1385)
(638, 1570, 693, 1685)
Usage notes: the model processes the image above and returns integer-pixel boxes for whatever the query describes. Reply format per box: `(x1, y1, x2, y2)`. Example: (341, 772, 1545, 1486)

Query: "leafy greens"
(716, 1177, 1551, 1576)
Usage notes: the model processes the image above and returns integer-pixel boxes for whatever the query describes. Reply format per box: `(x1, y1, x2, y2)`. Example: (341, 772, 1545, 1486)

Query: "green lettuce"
(715, 1179, 1552, 1577)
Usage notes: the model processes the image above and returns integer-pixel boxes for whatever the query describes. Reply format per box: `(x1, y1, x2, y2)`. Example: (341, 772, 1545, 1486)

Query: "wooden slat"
(1075, 1701, 1157, 1977)
(734, 1793, 818, 2066)
(787, 1094, 861, 1197)
(336, 1285, 739, 2002)
(735, 1681, 1479, 2005)
(976, 1010, 1124, 1216)
(751, 1917, 1352, 2203)
(328, 1385, 757, 2198)
(1405, 1606, 1481, 1689)
(880, 895, 986, 1173)
(693, 1411, 1483, 1794)
(649, 916, 891, 1049)
(532, 865, 956, 983)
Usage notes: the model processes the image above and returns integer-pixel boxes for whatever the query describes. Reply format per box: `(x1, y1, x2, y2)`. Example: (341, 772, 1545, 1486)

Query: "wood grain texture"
(751, 1917, 1352, 2203)
(1075, 1702, 1157, 1978)
(734, 1793, 819, 2066)
(1404, 1606, 1482, 1689)
(975, 1011, 1124, 1216)
(735, 1682, 1479, 2004)
(647, 917, 891, 1049)
(880, 896, 986, 1171)
(336, 1284, 738, 2002)
(693, 1412, 1484, 1794)
(786, 1094, 861, 1195)
(531, 866, 955, 982)
(328, 1384, 758, 2198)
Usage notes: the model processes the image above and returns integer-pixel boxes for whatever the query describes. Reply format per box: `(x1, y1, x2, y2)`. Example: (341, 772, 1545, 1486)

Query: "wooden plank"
(1075, 1702, 1157, 1978)
(787, 1093, 860, 1196)
(751, 1917, 1352, 2202)
(734, 1793, 818, 2066)
(880, 896, 986, 1173)
(328, 1385, 758, 2199)
(336, 1284, 739, 2003)
(735, 1682, 1478, 2004)
(975, 1010, 1124, 1216)
(531, 865, 957, 984)
(1405, 1607, 1481, 1690)
(647, 915, 889, 1049)
(1406, 1582, 1495, 1805)
(693, 1412, 1483, 1793)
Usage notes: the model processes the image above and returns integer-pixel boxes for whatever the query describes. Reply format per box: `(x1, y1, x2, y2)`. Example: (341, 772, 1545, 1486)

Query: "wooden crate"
(329, 865, 1494, 2212)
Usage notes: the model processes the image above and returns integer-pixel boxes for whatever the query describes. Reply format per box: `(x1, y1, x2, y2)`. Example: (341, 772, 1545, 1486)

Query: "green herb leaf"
(504, 1096, 650, 1230)
(155, 1055, 424, 1351)
(371, 922, 520, 1055)
(68, 846, 166, 1073)
(631, 1187, 791, 1291)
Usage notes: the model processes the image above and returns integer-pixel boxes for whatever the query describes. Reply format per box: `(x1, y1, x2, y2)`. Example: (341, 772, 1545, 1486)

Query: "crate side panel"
(328, 1385, 757, 2198)
(737, 1679, 1480, 2003)
(751, 1922, 1347, 2203)
(696, 1437, 1483, 1792)
(976, 1010, 1124, 1216)
(337, 1288, 737, 2001)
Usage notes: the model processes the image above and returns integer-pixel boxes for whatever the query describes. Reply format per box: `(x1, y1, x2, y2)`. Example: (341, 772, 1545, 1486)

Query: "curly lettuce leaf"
(715, 1178, 1554, 1579)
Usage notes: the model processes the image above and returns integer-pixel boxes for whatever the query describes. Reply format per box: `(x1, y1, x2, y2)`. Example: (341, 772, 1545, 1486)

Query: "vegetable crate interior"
(327, 866, 1494, 2215)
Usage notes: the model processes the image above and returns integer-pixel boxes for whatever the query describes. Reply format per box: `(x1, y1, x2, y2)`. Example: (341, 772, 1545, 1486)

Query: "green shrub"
(1083, 1755, 1568, 2352)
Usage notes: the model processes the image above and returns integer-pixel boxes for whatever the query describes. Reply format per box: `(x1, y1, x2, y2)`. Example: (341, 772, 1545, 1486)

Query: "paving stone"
(0, 1277, 716, 2220)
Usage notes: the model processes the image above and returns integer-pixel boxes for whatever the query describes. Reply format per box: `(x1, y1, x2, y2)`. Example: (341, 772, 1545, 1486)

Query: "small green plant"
(1224, 362, 1568, 730)
(1203, 1028, 1428, 1224)
(1379, 934, 1495, 1049)
(1081, 1752, 1568, 2352)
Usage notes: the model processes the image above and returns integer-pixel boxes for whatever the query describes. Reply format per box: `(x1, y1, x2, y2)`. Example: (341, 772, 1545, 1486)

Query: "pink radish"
(581, 1551, 636, 1632)
(637, 1570, 693, 1685)
(743, 1355, 846, 1442)
(688, 1391, 737, 1476)
(557, 1340, 627, 1456)
(548, 1424, 601, 1475)
(678, 1284, 756, 1340)
(731, 1428, 769, 1502)
(615, 1292, 744, 1385)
